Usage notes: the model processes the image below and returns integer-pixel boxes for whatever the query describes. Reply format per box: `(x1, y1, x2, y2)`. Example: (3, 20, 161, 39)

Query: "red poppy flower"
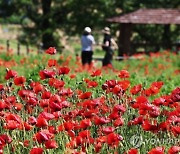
(5, 69, 18, 80)
(59, 88, 73, 96)
(26, 97, 38, 106)
(0, 101, 6, 111)
(82, 100, 96, 109)
(13, 76, 26, 86)
(102, 83, 108, 90)
(34, 130, 54, 143)
(130, 84, 142, 95)
(21, 122, 33, 131)
(67, 130, 75, 138)
(125, 148, 138, 154)
(3, 96, 16, 110)
(91, 69, 101, 77)
(23, 140, 29, 147)
(49, 95, 63, 111)
(148, 147, 165, 154)
(30, 81, 40, 88)
(47, 126, 57, 134)
(58, 124, 64, 132)
(80, 119, 92, 129)
(14, 103, 23, 111)
(142, 119, 158, 132)
(41, 91, 52, 99)
(79, 92, 92, 99)
(45, 47, 56, 55)
(5, 113, 21, 123)
(171, 126, 180, 136)
(75, 136, 83, 146)
(28, 116, 37, 125)
(4, 120, 20, 130)
(70, 74, 76, 79)
(58, 66, 70, 75)
(143, 88, 153, 97)
(102, 126, 115, 135)
(167, 115, 180, 124)
(106, 80, 117, 88)
(0, 134, 12, 145)
(96, 136, 107, 143)
(151, 81, 164, 89)
(113, 117, 124, 127)
(39, 69, 55, 80)
(39, 112, 55, 121)
(49, 78, 65, 89)
(136, 96, 149, 104)
(61, 100, 70, 108)
(0, 84, 4, 91)
(118, 70, 130, 78)
(148, 106, 161, 118)
(113, 104, 126, 113)
(87, 81, 98, 88)
(106, 133, 123, 146)
(128, 116, 143, 126)
(45, 140, 58, 149)
(168, 146, 180, 154)
(94, 116, 110, 125)
(112, 85, 123, 95)
(170, 87, 180, 102)
(36, 117, 48, 128)
(78, 130, 91, 139)
(63, 121, 74, 131)
(149, 86, 160, 95)
(53, 111, 62, 119)
(159, 121, 169, 131)
(133, 96, 150, 109)
(152, 97, 166, 106)
(48, 59, 57, 67)
(108, 111, 120, 120)
(33, 83, 44, 94)
(94, 142, 102, 153)
(30, 147, 44, 154)
(117, 80, 130, 91)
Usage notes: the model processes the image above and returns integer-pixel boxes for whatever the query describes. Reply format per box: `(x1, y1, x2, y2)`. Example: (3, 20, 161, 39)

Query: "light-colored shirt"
(81, 35, 95, 52)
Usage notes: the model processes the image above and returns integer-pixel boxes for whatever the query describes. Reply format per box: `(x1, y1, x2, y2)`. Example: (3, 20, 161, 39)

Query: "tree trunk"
(41, 0, 55, 49)
(118, 23, 133, 57)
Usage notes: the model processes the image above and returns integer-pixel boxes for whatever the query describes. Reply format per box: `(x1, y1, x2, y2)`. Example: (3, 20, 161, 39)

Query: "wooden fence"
(0, 40, 44, 55)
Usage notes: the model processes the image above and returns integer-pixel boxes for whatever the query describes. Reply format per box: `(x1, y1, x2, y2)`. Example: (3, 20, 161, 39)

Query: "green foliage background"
(0, 0, 179, 51)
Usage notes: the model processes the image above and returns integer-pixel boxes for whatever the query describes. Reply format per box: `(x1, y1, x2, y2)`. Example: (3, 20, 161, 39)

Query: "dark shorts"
(81, 51, 93, 65)
(102, 49, 113, 66)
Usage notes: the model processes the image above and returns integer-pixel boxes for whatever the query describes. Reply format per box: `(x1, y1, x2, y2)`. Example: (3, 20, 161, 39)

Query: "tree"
(1, 0, 179, 54)
(17, 0, 119, 50)
(0, 0, 14, 17)
(16, 0, 69, 50)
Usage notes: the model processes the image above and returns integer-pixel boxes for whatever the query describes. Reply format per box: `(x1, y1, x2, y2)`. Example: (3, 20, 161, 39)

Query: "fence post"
(26, 44, 29, 55)
(6, 40, 10, 52)
(17, 42, 20, 55)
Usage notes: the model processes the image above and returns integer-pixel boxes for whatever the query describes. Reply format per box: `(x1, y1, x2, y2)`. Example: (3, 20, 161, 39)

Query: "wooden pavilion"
(107, 8, 180, 56)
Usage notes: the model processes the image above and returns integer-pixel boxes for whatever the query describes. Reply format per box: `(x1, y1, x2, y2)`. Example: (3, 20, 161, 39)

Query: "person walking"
(81, 27, 95, 69)
(101, 27, 118, 67)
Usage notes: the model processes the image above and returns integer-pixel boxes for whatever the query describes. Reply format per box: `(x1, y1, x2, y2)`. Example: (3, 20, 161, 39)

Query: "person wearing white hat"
(81, 27, 95, 68)
(101, 27, 118, 67)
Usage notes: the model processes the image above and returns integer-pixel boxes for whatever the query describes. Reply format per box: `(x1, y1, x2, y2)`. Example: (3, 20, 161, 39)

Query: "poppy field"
(0, 47, 180, 154)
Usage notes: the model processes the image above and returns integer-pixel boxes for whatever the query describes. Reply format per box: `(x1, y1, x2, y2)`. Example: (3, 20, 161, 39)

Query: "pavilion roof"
(107, 8, 180, 24)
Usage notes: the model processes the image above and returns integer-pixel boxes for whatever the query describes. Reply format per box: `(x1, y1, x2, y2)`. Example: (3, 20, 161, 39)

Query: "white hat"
(84, 27, 91, 33)
(102, 27, 110, 34)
